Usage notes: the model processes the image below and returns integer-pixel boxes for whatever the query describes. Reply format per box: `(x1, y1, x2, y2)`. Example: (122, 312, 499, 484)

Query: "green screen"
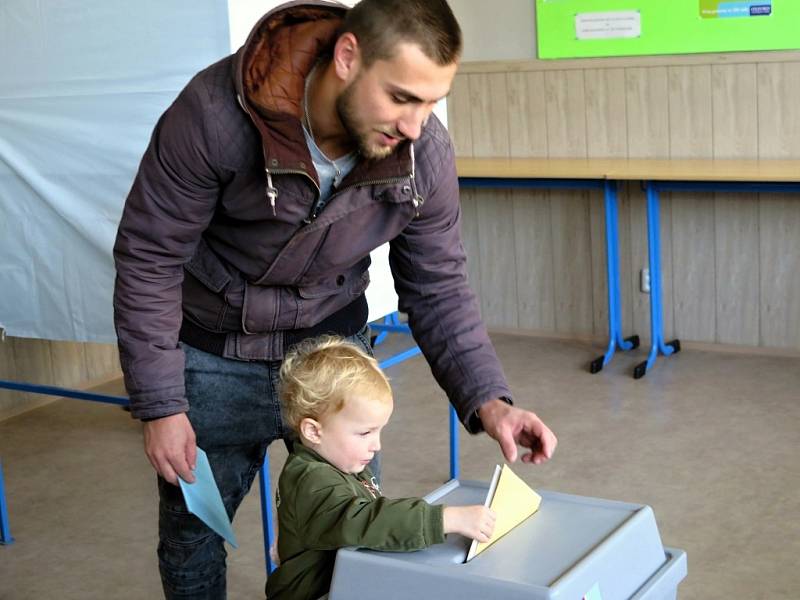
(536, 0, 799, 59)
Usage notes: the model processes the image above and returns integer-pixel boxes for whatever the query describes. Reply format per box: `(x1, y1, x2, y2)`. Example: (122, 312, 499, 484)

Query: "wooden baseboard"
(486, 327, 800, 358)
(0, 369, 124, 423)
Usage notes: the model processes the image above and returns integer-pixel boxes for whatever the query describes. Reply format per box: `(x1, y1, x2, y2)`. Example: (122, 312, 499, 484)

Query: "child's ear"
(299, 417, 323, 444)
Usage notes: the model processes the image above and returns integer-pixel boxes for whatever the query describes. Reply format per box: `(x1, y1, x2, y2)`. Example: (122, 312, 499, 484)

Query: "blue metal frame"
(0, 460, 12, 545)
(0, 380, 128, 405)
(459, 176, 638, 374)
(636, 178, 800, 377)
(597, 180, 638, 369)
(0, 379, 129, 547)
(635, 182, 679, 378)
(259, 455, 276, 574)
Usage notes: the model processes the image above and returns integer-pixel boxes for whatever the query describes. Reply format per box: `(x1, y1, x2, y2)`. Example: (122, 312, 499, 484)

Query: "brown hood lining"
(243, 6, 343, 118)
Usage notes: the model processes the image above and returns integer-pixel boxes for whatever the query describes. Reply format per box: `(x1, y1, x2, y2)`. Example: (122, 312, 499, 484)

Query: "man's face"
(336, 42, 458, 159)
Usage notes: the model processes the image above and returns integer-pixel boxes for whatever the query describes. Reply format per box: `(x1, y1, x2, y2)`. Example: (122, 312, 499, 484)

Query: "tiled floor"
(1, 333, 798, 599)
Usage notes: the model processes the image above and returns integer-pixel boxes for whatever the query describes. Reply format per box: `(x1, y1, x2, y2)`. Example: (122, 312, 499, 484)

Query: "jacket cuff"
(128, 386, 188, 420)
(462, 394, 514, 434)
(427, 503, 445, 545)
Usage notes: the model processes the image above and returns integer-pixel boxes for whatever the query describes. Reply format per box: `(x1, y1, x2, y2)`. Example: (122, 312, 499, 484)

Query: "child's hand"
(443, 505, 496, 543)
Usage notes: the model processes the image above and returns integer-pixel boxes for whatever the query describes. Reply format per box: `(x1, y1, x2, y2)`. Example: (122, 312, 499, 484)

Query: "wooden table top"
(456, 157, 800, 182)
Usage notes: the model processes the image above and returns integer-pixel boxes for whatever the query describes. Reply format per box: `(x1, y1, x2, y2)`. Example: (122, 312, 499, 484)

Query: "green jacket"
(265, 444, 445, 600)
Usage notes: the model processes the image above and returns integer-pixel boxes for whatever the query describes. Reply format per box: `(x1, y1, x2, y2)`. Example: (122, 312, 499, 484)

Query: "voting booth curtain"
(0, 1, 230, 342)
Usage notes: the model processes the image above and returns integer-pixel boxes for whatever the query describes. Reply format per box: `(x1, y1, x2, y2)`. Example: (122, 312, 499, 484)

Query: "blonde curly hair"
(280, 336, 392, 433)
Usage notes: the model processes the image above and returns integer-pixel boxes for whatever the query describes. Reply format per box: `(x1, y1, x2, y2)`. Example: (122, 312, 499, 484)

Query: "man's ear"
(332, 32, 361, 83)
(299, 417, 323, 444)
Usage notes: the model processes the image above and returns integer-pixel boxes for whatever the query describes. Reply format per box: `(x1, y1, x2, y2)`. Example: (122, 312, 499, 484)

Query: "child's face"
(311, 393, 393, 474)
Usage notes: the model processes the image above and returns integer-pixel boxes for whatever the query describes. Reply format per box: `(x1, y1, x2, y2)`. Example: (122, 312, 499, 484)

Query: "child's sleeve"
(295, 472, 446, 551)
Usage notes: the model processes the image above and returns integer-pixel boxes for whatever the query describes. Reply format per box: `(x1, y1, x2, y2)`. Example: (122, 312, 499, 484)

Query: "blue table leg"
(590, 180, 639, 373)
(259, 455, 276, 574)
(1, 460, 13, 545)
(449, 406, 459, 481)
(633, 183, 681, 379)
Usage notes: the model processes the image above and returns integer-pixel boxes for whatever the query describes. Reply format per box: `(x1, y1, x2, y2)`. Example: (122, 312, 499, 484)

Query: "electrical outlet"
(640, 268, 650, 293)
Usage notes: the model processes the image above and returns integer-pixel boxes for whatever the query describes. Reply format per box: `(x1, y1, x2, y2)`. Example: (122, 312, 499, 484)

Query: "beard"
(336, 79, 400, 161)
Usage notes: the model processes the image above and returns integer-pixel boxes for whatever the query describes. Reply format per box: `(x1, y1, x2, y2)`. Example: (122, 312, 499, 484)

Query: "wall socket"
(640, 268, 651, 293)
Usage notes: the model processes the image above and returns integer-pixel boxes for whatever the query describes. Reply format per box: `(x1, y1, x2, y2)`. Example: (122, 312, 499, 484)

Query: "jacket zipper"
(264, 167, 321, 218)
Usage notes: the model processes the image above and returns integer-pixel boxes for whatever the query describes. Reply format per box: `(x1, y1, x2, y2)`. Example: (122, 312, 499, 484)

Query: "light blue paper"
(179, 448, 238, 548)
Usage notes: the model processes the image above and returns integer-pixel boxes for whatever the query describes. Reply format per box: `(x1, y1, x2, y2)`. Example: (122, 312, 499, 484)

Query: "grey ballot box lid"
(329, 479, 687, 600)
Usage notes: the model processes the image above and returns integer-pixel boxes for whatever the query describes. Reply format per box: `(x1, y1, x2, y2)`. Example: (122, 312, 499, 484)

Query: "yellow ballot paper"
(465, 464, 542, 562)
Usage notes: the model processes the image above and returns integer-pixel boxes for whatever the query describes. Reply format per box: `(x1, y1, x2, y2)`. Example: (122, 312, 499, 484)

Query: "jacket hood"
(234, 1, 346, 121)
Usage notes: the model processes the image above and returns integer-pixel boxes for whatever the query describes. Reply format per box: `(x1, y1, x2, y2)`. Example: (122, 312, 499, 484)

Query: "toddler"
(265, 336, 496, 600)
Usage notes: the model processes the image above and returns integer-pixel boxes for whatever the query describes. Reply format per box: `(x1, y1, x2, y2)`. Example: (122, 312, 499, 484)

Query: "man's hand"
(143, 413, 197, 485)
(443, 505, 496, 543)
(478, 399, 557, 465)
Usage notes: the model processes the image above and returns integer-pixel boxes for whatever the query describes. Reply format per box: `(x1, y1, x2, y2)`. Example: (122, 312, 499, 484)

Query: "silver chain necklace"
(302, 62, 355, 181)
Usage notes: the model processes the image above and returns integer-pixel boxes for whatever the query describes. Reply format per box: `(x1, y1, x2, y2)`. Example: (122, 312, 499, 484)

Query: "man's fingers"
(172, 452, 195, 484)
(158, 460, 180, 486)
(185, 436, 198, 472)
(497, 428, 518, 463)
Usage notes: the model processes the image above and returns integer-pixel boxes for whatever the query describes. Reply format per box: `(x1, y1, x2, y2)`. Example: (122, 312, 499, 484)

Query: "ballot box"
(329, 479, 686, 600)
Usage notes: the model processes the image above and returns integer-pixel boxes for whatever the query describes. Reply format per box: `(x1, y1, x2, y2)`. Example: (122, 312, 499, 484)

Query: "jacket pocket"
(297, 268, 369, 300)
(184, 238, 232, 293)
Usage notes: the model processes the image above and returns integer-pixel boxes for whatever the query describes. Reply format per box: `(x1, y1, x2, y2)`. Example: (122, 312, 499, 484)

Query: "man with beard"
(113, 1, 557, 597)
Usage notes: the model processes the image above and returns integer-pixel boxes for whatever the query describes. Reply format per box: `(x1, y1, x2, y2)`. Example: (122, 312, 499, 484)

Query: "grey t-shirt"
(303, 125, 358, 210)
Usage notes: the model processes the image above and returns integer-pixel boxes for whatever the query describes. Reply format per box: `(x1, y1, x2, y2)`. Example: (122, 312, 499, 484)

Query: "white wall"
(449, 0, 537, 61)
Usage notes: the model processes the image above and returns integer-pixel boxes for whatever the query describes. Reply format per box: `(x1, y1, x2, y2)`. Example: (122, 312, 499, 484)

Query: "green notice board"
(536, 0, 800, 59)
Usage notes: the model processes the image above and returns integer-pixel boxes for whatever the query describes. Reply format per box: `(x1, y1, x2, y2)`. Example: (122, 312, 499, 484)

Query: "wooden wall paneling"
(585, 68, 628, 159)
(450, 73, 480, 308)
(625, 67, 670, 159)
(756, 63, 800, 348)
(506, 71, 548, 158)
(550, 191, 594, 334)
(714, 194, 760, 345)
(668, 65, 716, 342)
(83, 343, 121, 383)
(712, 64, 758, 159)
(544, 70, 592, 333)
(0, 338, 20, 418)
(8, 337, 55, 411)
(513, 189, 556, 330)
(459, 189, 483, 303)
(468, 73, 510, 157)
(759, 196, 800, 348)
(507, 71, 554, 330)
(448, 73, 473, 157)
(585, 68, 628, 335)
(589, 191, 609, 336)
(757, 62, 800, 159)
(476, 189, 519, 328)
(48, 340, 88, 387)
(712, 64, 760, 346)
(544, 70, 587, 157)
(670, 194, 717, 342)
(467, 73, 517, 327)
(668, 65, 713, 158)
(626, 185, 651, 344)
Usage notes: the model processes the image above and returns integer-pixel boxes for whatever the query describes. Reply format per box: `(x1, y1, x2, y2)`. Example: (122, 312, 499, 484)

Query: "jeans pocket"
(352, 324, 373, 357)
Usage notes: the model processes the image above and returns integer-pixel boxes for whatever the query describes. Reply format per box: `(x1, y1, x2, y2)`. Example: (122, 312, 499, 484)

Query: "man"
(114, 1, 557, 597)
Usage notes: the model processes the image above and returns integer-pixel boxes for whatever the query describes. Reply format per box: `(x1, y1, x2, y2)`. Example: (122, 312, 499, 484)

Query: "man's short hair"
(342, 0, 462, 66)
(280, 336, 392, 432)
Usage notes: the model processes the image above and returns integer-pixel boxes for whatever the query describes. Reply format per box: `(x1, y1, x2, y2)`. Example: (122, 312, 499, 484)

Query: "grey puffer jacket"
(113, 1, 512, 424)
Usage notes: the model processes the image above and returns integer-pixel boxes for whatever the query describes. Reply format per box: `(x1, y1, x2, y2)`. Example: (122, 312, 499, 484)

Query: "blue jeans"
(157, 327, 374, 599)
